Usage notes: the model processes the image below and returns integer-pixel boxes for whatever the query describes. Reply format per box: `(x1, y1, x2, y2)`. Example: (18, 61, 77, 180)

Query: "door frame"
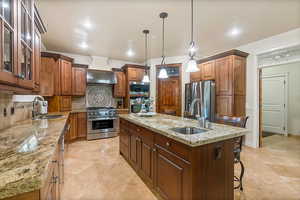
(259, 69, 289, 146)
(156, 63, 182, 116)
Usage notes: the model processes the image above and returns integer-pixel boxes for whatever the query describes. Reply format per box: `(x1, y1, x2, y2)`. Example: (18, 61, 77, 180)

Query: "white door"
(262, 75, 287, 135)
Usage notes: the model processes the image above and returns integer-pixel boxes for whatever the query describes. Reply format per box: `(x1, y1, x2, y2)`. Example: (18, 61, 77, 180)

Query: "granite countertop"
(119, 114, 248, 147)
(0, 113, 69, 199)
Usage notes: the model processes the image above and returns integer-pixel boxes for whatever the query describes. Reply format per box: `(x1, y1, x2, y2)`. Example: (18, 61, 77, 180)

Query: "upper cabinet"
(201, 60, 215, 80)
(126, 65, 145, 82)
(72, 64, 87, 96)
(113, 70, 126, 98)
(0, 0, 46, 93)
(40, 52, 74, 96)
(190, 64, 201, 82)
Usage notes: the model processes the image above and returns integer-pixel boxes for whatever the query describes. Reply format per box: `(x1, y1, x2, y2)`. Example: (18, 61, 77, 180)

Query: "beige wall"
(262, 62, 300, 135)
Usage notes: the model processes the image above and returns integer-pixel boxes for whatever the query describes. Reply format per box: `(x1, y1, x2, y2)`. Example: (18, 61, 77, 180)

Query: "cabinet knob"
(152, 148, 156, 152)
(166, 142, 170, 147)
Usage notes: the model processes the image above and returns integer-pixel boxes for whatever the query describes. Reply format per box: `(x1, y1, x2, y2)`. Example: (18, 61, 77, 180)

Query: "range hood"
(87, 69, 117, 84)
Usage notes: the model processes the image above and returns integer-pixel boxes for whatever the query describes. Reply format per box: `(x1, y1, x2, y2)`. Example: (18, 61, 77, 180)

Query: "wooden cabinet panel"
(190, 64, 201, 82)
(130, 134, 141, 169)
(33, 27, 41, 92)
(114, 71, 126, 97)
(69, 113, 77, 141)
(40, 57, 55, 96)
(201, 61, 215, 80)
(72, 67, 86, 96)
(127, 67, 144, 81)
(234, 95, 246, 116)
(140, 142, 153, 183)
(215, 56, 233, 96)
(60, 96, 72, 111)
(154, 145, 191, 200)
(216, 95, 233, 116)
(77, 112, 87, 138)
(233, 56, 246, 96)
(60, 60, 72, 95)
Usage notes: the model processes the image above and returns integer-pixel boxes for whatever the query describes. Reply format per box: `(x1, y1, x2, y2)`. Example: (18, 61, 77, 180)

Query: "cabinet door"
(40, 57, 55, 96)
(77, 112, 87, 138)
(72, 67, 86, 96)
(201, 61, 215, 80)
(233, 56, 246, 96)
(216, 95, 233, 116)
(189, 64, 201, 82)
(140, 141, 154, 184)
(17, 0, 35, 89)
(60, 59, 72, 95)
(60, 96, 72, 111)
(128, 68, 144, 81)
(33, 26, 41, 92)
(154, 145, 191, 200)
(234, 95, 245, 116)
(114, 71, 126, 97)
(0, 0, 18, 86)
(130, 133, 141, 169)
(69, 113, 77, 141)
(215, 56, 233, 96)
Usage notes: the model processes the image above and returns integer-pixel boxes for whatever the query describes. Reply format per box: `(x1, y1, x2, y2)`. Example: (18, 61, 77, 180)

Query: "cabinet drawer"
(154, 134, 191, 162)
(140, 127, 154, 146)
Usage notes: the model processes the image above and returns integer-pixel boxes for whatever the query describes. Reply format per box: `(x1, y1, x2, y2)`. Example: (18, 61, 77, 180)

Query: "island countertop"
(0, 113, 69, 199)
(119, 113, 248, 147)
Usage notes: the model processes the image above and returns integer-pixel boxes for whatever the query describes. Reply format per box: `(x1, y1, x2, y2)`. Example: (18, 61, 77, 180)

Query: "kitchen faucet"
(189, 98, 209, 128)
(32, 95, 46, 120)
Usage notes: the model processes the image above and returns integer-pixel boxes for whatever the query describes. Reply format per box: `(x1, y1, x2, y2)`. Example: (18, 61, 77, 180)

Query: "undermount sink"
(39, 115, 64, 119)
(170, 127, 208, 135)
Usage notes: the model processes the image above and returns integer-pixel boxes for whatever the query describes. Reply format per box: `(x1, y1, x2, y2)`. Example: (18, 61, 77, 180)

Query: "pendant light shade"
(158, 12, 169, 79)
(158, 68, 168, 79)
(186, 59, 198, 72)
(142, 29, 150, 83)
(186, 0, 199, 73)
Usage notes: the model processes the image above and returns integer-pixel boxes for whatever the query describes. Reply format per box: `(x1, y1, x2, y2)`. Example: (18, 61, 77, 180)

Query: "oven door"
(87, 118, 119, 134)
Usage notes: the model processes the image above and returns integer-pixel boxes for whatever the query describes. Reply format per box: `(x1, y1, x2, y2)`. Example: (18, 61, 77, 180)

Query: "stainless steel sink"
(39, 115, 64, 119)
(170, 127, 208, 135)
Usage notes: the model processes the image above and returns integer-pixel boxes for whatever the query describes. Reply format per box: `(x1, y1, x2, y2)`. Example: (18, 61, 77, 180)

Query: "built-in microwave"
(129, 81, 150, 95)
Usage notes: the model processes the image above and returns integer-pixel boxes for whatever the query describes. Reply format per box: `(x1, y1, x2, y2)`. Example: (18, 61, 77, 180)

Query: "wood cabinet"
(41, 52, 74, 96)
(190, 64, 201, 82)
(65, 112, 87, 143)
(47, 96, 72, 112)
(127, 67, 144, 82)
(33, 26, 41, 92)
(120, 118, 236, 200)
(216, 95, 233, 116)
(113, 71, 126, 97)
(201, 60, 215, 80)
(0, 0, 45, 93)
(215, 56, 234, 96)
(72, 66, 87, 96)
(40, 57, 55, 96)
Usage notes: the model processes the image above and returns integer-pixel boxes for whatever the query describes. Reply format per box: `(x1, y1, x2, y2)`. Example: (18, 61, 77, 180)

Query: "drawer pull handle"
(152, 148, 156, 152)
(166, 142, 170, 147)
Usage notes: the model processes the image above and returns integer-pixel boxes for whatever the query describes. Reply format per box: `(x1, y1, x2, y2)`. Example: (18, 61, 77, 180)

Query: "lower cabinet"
(120, 118, 235, 200)
(65, 112, 87, 143)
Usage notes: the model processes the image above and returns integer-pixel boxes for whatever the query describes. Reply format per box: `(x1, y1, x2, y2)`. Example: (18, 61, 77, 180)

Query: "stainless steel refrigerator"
(184, 80, 215, 121)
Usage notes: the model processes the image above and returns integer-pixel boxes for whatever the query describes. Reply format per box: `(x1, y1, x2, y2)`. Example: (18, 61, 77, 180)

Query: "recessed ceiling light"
(126, 49, 135, 57)
(79, 42, 88, 49)
(83, 20, 93, 30)
(228, 27, 242, 37)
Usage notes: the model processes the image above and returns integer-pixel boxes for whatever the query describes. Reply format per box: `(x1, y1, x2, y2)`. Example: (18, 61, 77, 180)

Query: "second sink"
(170, 127, 208, 135)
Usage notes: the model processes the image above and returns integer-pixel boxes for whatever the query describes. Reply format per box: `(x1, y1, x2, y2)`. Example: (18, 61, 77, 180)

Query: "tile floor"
(62, 135, 300, 200)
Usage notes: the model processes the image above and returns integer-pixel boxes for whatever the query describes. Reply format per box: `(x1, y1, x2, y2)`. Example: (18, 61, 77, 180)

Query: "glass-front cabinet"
(0, 0, 36, 89)
(18, 0, 34, 88)
(0, 0, 18, 85)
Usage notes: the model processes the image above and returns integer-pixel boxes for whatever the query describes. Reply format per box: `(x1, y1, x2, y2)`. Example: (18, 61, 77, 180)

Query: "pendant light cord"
(191, 0, 194, 43)
(162, 17, 165, 60)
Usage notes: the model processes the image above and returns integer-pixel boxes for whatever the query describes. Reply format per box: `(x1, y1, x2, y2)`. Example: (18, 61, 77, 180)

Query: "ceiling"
(36, 0, 300, 62)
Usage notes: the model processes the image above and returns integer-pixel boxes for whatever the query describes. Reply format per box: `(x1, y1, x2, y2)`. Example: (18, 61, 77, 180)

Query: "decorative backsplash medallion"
(86, 85, 116, 108)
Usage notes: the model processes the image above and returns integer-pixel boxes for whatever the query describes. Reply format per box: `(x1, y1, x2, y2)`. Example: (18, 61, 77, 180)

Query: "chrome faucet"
(32, 96, 46, 120)
(189, 98, 209, 128)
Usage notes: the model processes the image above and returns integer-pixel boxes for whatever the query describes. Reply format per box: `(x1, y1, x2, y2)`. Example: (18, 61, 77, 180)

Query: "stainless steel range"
(87, 107, 119, 140)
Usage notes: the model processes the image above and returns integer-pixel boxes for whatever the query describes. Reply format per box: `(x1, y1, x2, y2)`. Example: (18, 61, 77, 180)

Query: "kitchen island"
(0, 113, 69, 200)
(119, 113, 248, 200)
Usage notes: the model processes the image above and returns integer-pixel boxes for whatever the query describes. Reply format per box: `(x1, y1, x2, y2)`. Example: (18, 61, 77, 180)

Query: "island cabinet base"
(120, 118, 235, 200)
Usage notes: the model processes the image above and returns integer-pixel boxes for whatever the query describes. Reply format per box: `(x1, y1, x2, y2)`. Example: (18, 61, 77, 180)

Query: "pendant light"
(158, 12, 169, 79)
(142, 29, 150, 83)
(186, 0, 199, 73)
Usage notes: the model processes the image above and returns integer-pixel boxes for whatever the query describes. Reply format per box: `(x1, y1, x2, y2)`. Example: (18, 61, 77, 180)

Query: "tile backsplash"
(0, 93, 33, 130)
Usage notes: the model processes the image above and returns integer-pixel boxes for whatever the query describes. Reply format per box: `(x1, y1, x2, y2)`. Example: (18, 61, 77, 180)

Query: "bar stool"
(214, 115, 249, 191)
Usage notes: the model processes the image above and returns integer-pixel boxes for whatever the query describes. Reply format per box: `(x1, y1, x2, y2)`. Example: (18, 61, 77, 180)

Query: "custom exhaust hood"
(87, 69, 117, 84)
